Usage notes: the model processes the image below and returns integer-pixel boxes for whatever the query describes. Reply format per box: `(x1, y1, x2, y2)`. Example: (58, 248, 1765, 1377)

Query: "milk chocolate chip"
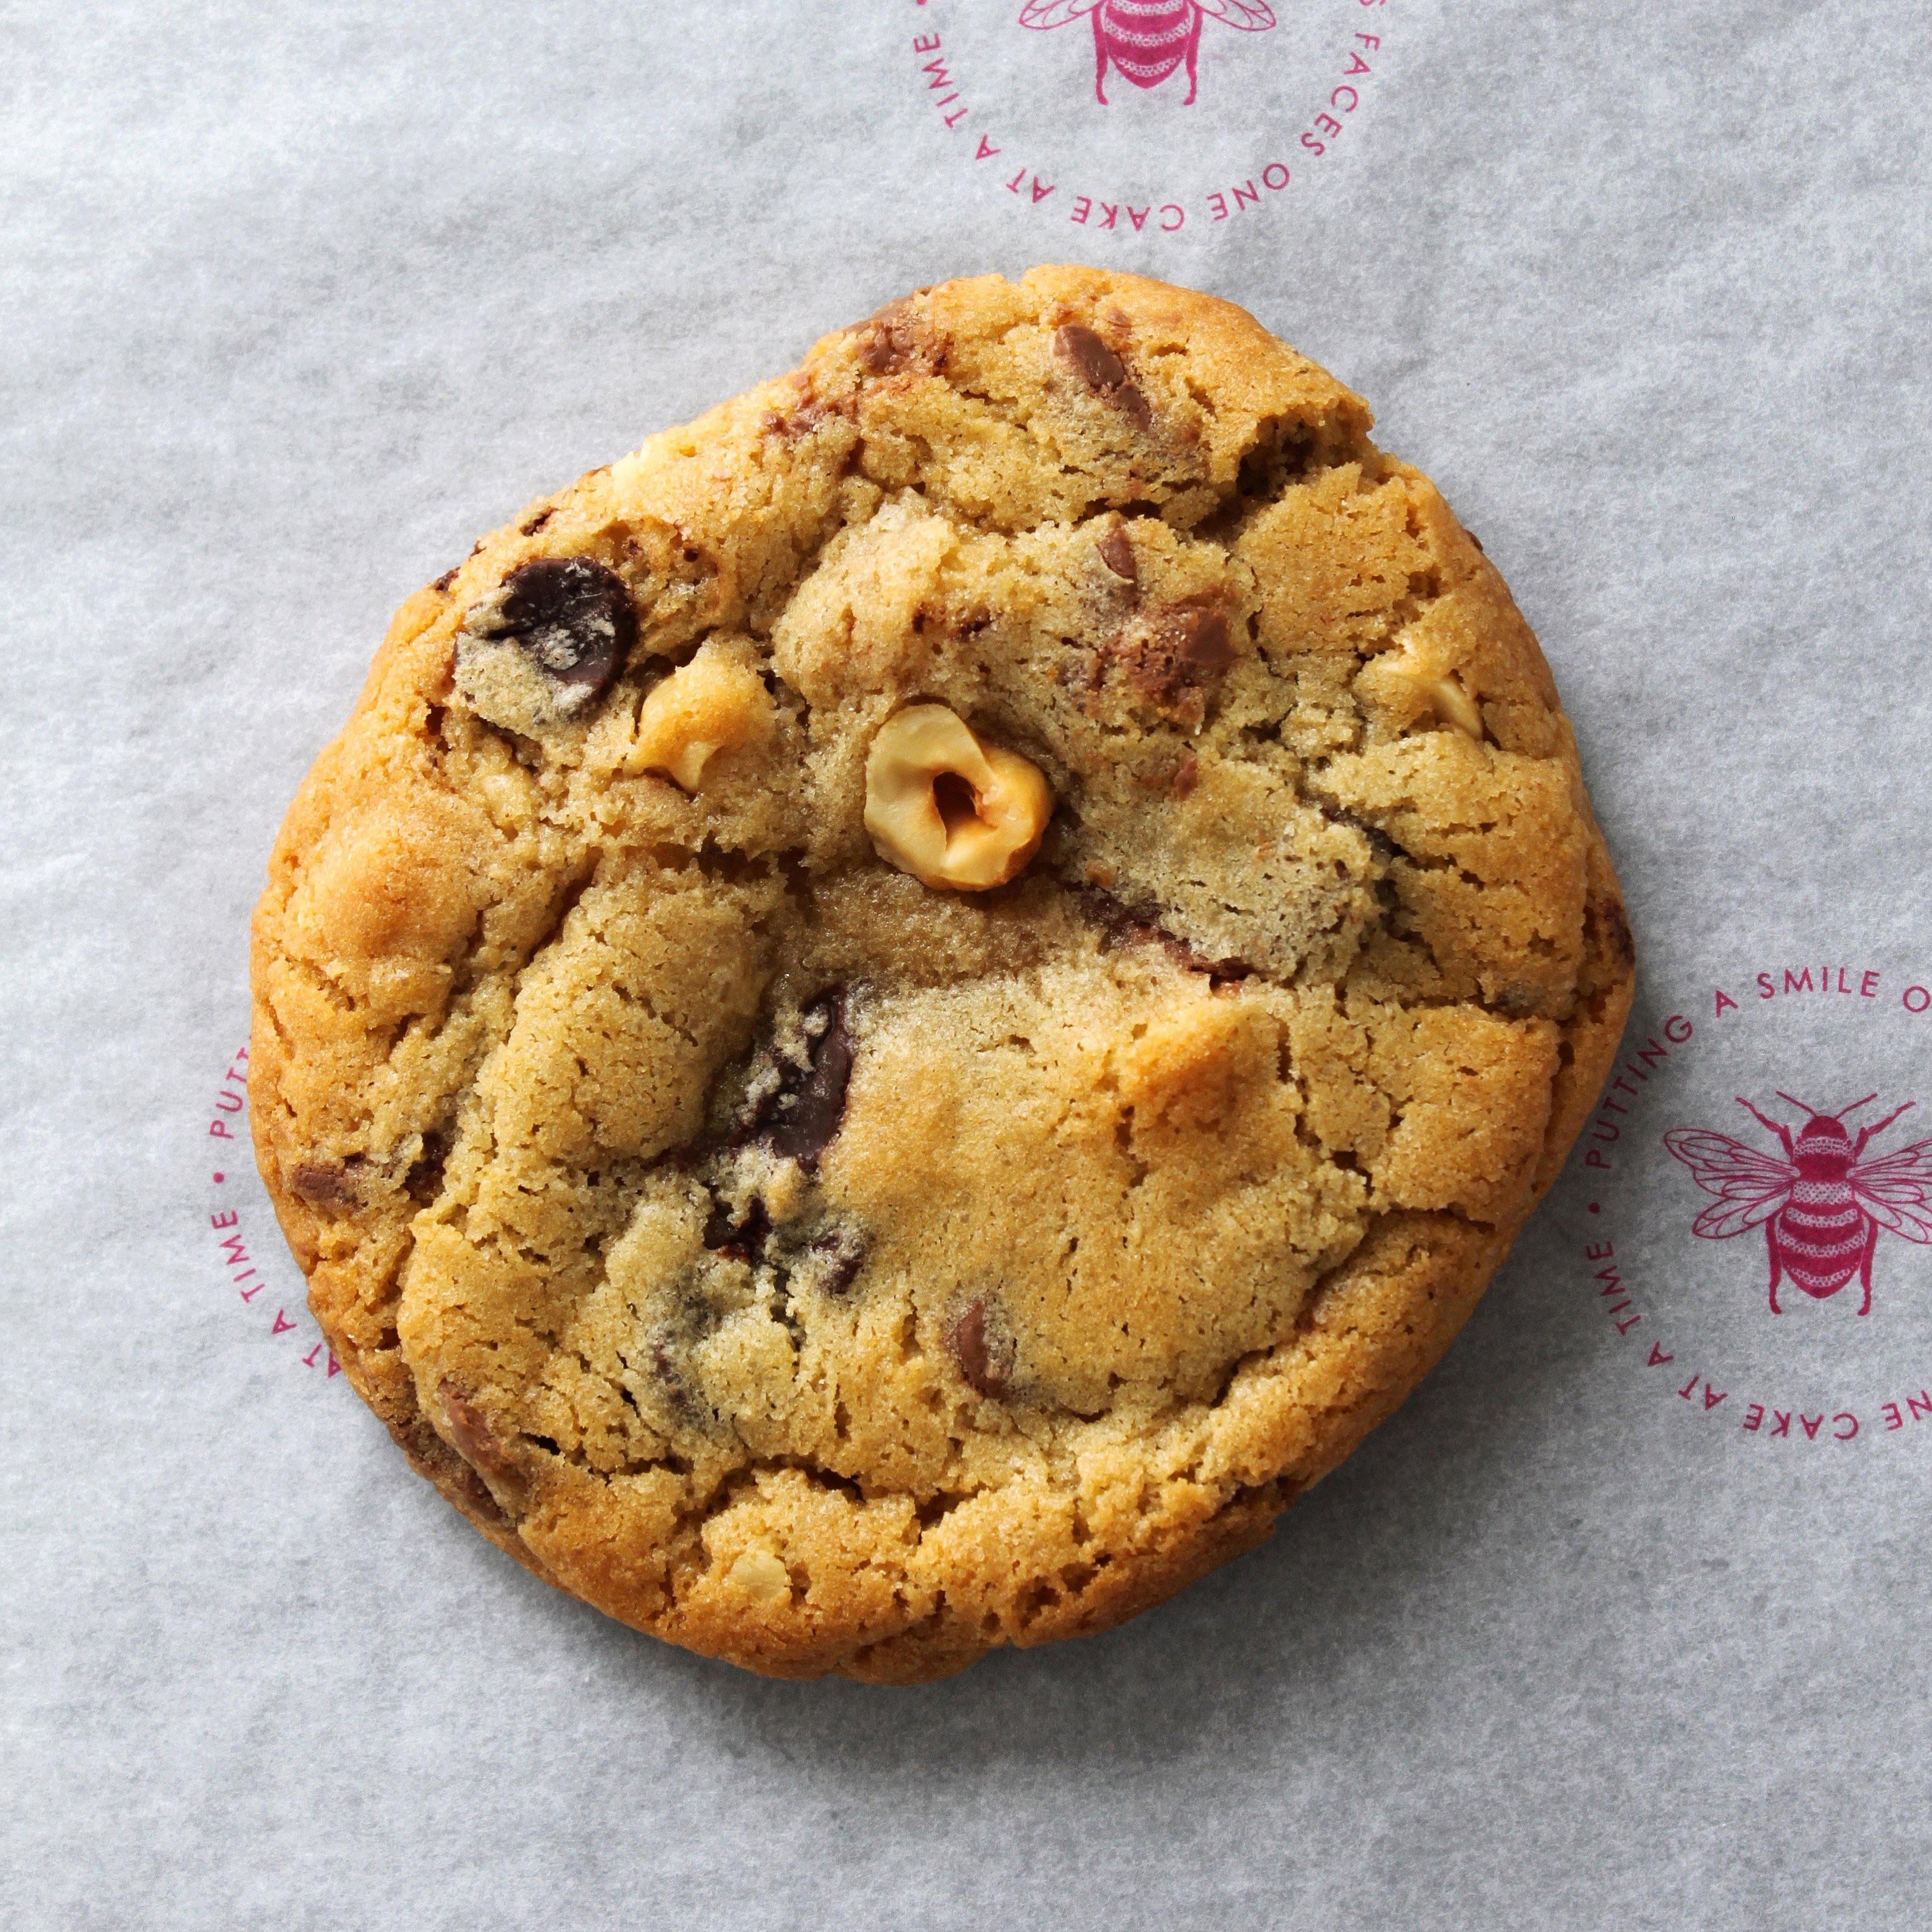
(1165, 606, 1234, 674)
(1054, 324, 1152, 431)
(1096, 523, 1138, 584)
(440, 1380, 522, 1485)
(947, 1298, 1013, 1399)
(1109, 603, 1237, 724)
(855, 300, 944, 378)
(288, 1158, 364, 1211)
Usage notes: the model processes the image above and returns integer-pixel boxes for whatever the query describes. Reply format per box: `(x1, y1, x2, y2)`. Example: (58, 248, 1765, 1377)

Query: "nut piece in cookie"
(1359, 637, 1490, 743)
(454, 556, 637, 734)
(631, 640, 775, 792)
(864, 703, 1052, 890)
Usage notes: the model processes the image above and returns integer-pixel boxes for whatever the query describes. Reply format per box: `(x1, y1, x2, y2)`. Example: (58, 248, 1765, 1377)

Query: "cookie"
(250, 268, 1634, 1682)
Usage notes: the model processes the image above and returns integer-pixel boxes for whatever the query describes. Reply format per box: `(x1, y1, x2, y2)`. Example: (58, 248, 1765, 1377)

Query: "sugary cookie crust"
(250, 268, 1634, 1682)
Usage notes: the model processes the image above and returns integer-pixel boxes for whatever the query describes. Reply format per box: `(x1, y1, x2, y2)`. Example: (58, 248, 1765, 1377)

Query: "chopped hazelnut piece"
(727, 1548, 791, 1604)
(1424, 671, 1485, 741)
(632, 643, 774, 791)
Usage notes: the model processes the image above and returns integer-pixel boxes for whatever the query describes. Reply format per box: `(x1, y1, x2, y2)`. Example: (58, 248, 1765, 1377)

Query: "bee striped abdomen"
(1101, 1, 1195, 87)
(1775, 1181, 1865, 1295)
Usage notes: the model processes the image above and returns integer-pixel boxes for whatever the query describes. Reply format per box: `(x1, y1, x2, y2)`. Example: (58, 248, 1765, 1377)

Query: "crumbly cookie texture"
(251, 268, 1634, 1682)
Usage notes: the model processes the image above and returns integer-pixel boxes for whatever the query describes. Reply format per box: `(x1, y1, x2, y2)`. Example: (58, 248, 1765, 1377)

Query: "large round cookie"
(251, 268, 1634, 1682)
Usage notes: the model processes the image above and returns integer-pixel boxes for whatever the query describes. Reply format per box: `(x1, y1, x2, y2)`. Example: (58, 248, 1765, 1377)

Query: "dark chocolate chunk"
(1324, 805, 1400, 864)
(645, 1335, 709, 1432)
(487, 557, 636, 700)
(947, 1298, 1013, 1399)
(1096, 524, 1138, 584)
(756, 990, 855, 1169)
(404, 1126, 452, 1207)
(703, 1194, 773, 1263)
(806, 1229, 867, 1298)
(1054, 324, 1152, 431)
(1078, 885, 1253, 985)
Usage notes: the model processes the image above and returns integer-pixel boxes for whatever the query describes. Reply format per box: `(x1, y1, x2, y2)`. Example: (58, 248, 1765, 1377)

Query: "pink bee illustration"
(1663, 1093, 1932, 1315)
(1018, 1, 1277, 107)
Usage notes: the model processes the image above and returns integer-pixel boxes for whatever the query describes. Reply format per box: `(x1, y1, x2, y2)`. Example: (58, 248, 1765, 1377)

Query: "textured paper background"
(7, 2, 1932, 1925)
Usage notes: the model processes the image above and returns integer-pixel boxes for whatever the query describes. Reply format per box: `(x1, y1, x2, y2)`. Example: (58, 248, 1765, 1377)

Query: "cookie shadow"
(562, 1203, 1593, 1775)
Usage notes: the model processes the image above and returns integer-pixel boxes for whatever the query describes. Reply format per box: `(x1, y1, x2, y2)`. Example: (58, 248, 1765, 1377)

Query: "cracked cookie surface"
(250, 268, 1634, 1681)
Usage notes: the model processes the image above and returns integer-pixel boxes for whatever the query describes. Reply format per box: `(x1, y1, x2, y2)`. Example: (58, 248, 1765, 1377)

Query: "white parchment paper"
(6, 2, 1931, 1925)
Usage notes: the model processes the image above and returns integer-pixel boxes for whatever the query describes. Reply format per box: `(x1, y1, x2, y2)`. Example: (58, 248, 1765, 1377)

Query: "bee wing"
(1850, 1136, 1932, 1242)
(1199, 0, 1279, 26)
(1019, 0, 1102, 26)
(1661, 1129, 1795, 1237)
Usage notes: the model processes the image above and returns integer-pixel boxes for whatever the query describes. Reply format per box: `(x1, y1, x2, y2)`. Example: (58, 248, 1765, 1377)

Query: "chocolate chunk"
(1112, 603, 1237, 720)
(1086, 887, 1151, 951)
(1078, 885, 1252, 985)
(703, 1194, 772, 1263)
(1171, 607, 1233, 673)
(762, 396, 839, 440)
(439, 1380, 522, 1483)
(804, 1229, 867, 1297)
(756, 990, 855, 1169)
(856, 331, 902, 375)
(1324, 805, 1400, 864)
(487, 557, 635, 701)
(947, 1299, 1013, 1399)
(855, 300, 944, 378)
(1054, 324, 1152, 432)
(1056, 323, 1128, 391)
(519, 507, 555, 535)
(288, 1158, 363, 1211)
(432, 567, 458, 594)
(1096, 524, 1138, 584)
(447, 1461, 512, 1529)
(405, 1126, 452, 1206)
